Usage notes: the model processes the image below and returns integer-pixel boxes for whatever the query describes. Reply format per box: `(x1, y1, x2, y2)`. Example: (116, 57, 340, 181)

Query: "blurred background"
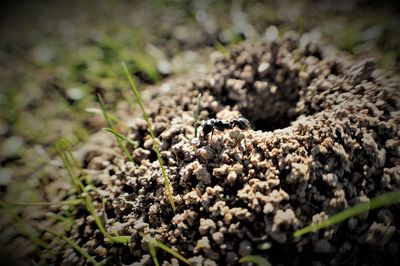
(0, 0, 399, 263)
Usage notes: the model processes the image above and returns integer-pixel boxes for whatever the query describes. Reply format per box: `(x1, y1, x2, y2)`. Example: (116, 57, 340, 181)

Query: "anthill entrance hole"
(207, 43, 308, 131)
(238, 81, 301, 132)
(250, 116, 295, 132)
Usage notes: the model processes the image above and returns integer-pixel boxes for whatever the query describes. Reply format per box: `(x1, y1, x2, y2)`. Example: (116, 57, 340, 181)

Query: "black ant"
(202, 117, 250, 140)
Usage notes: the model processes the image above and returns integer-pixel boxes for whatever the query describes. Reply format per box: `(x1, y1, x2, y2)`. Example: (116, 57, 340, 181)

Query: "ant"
(202, 117, 250, 140)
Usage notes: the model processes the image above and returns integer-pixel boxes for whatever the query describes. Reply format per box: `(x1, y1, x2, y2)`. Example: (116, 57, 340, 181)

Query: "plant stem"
(46, 228, 99, 266)
(2, 199, 82, 206)
(293, 190, 400, 238)
(122, 62, 176, 214)
(97, 94, 134, 162)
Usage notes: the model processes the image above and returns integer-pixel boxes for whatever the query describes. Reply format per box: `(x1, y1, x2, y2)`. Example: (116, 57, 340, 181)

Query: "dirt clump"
(45, 33, 400, 265)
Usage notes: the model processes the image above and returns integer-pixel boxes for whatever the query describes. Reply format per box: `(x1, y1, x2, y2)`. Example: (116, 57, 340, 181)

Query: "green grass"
(122, 62, 176, 215)
(50, 140, 130, 265)
(0, 202, 49, 249)
(1, 199, 82, 206)
(46, 228, 100, 266)
(103, 127, 139, 147)
(149, 241, 160, 266)
(130, 51, 160, 83)
(215, 43, 230, 56)
(97, 94, 134, 162)
(294, 190, 400, 238)
(45, 213, 74, 231)
(239, 255, 271, 266)
(55, 139, 131, 245)
(140, 233, 191, 265)
(85, 107, 126, 126)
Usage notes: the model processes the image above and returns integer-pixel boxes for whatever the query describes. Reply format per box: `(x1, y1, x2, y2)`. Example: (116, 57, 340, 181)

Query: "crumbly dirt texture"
(46, 35, 400, 265)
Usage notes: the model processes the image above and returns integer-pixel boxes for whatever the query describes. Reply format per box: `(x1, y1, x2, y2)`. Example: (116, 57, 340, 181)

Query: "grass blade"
(46, 228, 99, 266)
(0, 202, 49, 249)
(55, 142, 83, 192)
(97, 94, 134, 162)
(85, 107, 126, 126)
(140, 233, 191, 265)
(149, 242, 160, 266)
(56, 141, 106, 236)
(3, 199, 82, 206)
(98, 256, 115, 266)
(293, 190, 400, 238)
(153, 240, 190, 265)
(239, 255, 272, 266)
(60, 139, 93, 186)
(103, 128, 138, 147)
(45, 213, 74, 231)
(55, 140, 131, 245)
(122, 62, 176, 214)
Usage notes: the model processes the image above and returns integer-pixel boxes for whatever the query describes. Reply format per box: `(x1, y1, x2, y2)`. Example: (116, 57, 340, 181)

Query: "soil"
(41, 34, 400, 265)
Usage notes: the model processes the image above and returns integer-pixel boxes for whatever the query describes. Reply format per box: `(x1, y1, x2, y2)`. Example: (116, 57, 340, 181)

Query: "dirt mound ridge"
(49, 35, 400, 265)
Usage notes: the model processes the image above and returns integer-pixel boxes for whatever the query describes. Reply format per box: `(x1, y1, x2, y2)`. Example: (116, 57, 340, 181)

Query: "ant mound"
(48, 35, 400, 265)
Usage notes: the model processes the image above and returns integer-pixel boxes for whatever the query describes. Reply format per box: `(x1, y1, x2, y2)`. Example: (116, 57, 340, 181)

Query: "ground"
(0, 1, 399, 265)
